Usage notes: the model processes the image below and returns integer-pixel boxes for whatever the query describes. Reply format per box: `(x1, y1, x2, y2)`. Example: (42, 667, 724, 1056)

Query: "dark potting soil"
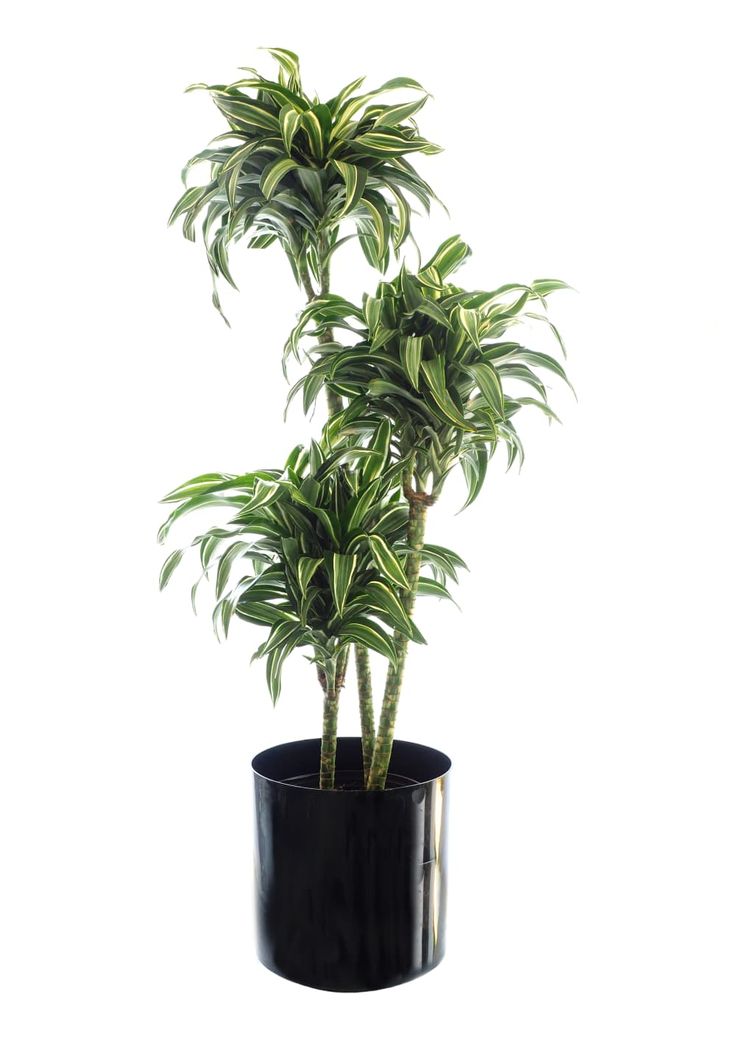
(284, 769, 418, 791)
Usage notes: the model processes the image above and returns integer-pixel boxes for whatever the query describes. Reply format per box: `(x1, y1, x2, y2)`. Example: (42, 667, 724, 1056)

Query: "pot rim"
(252, 736, 451, 793)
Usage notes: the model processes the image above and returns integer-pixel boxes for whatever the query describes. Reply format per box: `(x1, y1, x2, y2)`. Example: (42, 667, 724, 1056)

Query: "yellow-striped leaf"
(339, 618, 398, 667)
(469, 363, 505, 417)
(279, 106, 302, 154)
(458, 306, 483, 351)
(328, 553, 357, 617)
(369, 535, 410, 591)
(421, 358, 468, 429)
(300, 109, 326, 157)
(260, 157, 299, 198)
(376, 95, 429, 127)
(353, 131, 440, 157)
(297, 556, 323, 596)
(159, 549, 184, 590)
(331, 159, 367, 216)
(400, 335, 423, 389)
(421, 235, 471, 279)
(211, 93, 281, 132)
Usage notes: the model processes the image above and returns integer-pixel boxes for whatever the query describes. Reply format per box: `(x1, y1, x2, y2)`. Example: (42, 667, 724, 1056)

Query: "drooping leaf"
(297, 556, 323, 596)
(339, 619, 398, 667)
(327, 553, 358, 617)
(159, 549, 184, 590)
(368, 534, 411, 591)
(260, 157, 299, 198)
(400, 335, 423, 390)
(331, 159, 368, 217)
(420, 235, 471, 279)
(468, 362, 505, 418)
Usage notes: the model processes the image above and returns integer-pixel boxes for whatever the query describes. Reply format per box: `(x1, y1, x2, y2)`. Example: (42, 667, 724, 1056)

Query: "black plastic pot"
(252, 736, 451, 992)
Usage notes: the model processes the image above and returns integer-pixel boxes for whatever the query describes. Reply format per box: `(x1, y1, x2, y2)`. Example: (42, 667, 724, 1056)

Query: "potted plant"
(160, 48, 573, 992)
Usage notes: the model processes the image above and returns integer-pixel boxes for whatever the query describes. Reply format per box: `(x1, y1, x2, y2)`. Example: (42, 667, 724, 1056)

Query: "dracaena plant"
(169, 45, 441, 402)
(285, 235, 572, 785)
(158, 437, 458, 788)
(161, 48, 573, 791)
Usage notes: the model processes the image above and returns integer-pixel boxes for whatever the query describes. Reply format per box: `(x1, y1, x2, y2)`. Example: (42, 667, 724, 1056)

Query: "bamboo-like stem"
(299, 264, 317, 303)
(313, 231, 343, 419)
(367, 492, 430, 790)
(320, 683, 340, 789)
(325, 382, 343, 419)
(354, 645, 375, 785)
(318, 647, 349, 790)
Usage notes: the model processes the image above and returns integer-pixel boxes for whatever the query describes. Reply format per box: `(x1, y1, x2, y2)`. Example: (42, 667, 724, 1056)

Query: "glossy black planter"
(252, 737, 451, 992)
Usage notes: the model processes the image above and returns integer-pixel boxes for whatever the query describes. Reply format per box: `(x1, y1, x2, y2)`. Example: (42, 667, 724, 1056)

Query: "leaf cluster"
(287, 235, 573, 506)
(168, 47, 442, 315)
(158, 439, 463, 700)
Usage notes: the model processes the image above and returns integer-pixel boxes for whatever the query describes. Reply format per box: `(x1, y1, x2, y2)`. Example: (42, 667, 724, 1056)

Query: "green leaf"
(160, 472, 237, 503)
(159, 549, 184, 590)
(457, 306, 482, 351)
(363, 419, 392, 480)
(377, 95, 429, 127)
(331, 76, 427, 137)
(421, 358, 468, 429)
(314, 508, 341, 546)
(400, 335, 423, 390)
(327, 75, 366, 116)
(230, 77, 306, 111)
(210, 93, 281, 132)
(199, 534, 220, 572)
(358, 192, 390, 265)
(384, 179, 411, 248)
(331, 159, 368, 216)
(420, 543, 469, 581)
(459, 445, 489, 510)
(369, 535, 411, 591)
(158, 495, 244, 544)
(511, 349, 576, 395)
(497, 362, 548, 400)
(236, 600, 295, 626)
(297, 556, 323, 596)
(213, 596, 236, 641)
(421, 235, 471, 279)
(363, 580, 418, 639)
(532, 278, 572, 297)
(416, 577, 458, 605)
(168, 186, 209, 227)
(279, 106, 302, 154)
(339, 619, 398, 667)
(327, 553, 358, 617)
(352, 131, 440, 157)
(513, 396, 562, 423)
(261, 47, 302, 92)
(265, 631, 302, 704)
(253, 619, 303, 660)
(216, 542, 250, 598)
(260, 157, 299, 198)
(469, 362, 505, 417)
(346, 478, 381, 533)
(235, 479, 284, 517)
(300, 109, 326, 157)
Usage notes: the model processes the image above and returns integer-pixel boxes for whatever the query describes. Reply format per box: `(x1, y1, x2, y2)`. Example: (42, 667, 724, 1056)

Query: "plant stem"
(354, 645, 375, 786)
(320, 684, 340, 790)
(367, 493, 429, 790)
(299, 264, 316, 303)
(318, 647, 349, 790)
(325, 383, 343, 419)
(317, 232, 344, 419)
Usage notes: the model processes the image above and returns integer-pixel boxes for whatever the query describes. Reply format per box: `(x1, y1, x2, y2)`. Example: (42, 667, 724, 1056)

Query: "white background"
(2, 1, 734, 1058)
